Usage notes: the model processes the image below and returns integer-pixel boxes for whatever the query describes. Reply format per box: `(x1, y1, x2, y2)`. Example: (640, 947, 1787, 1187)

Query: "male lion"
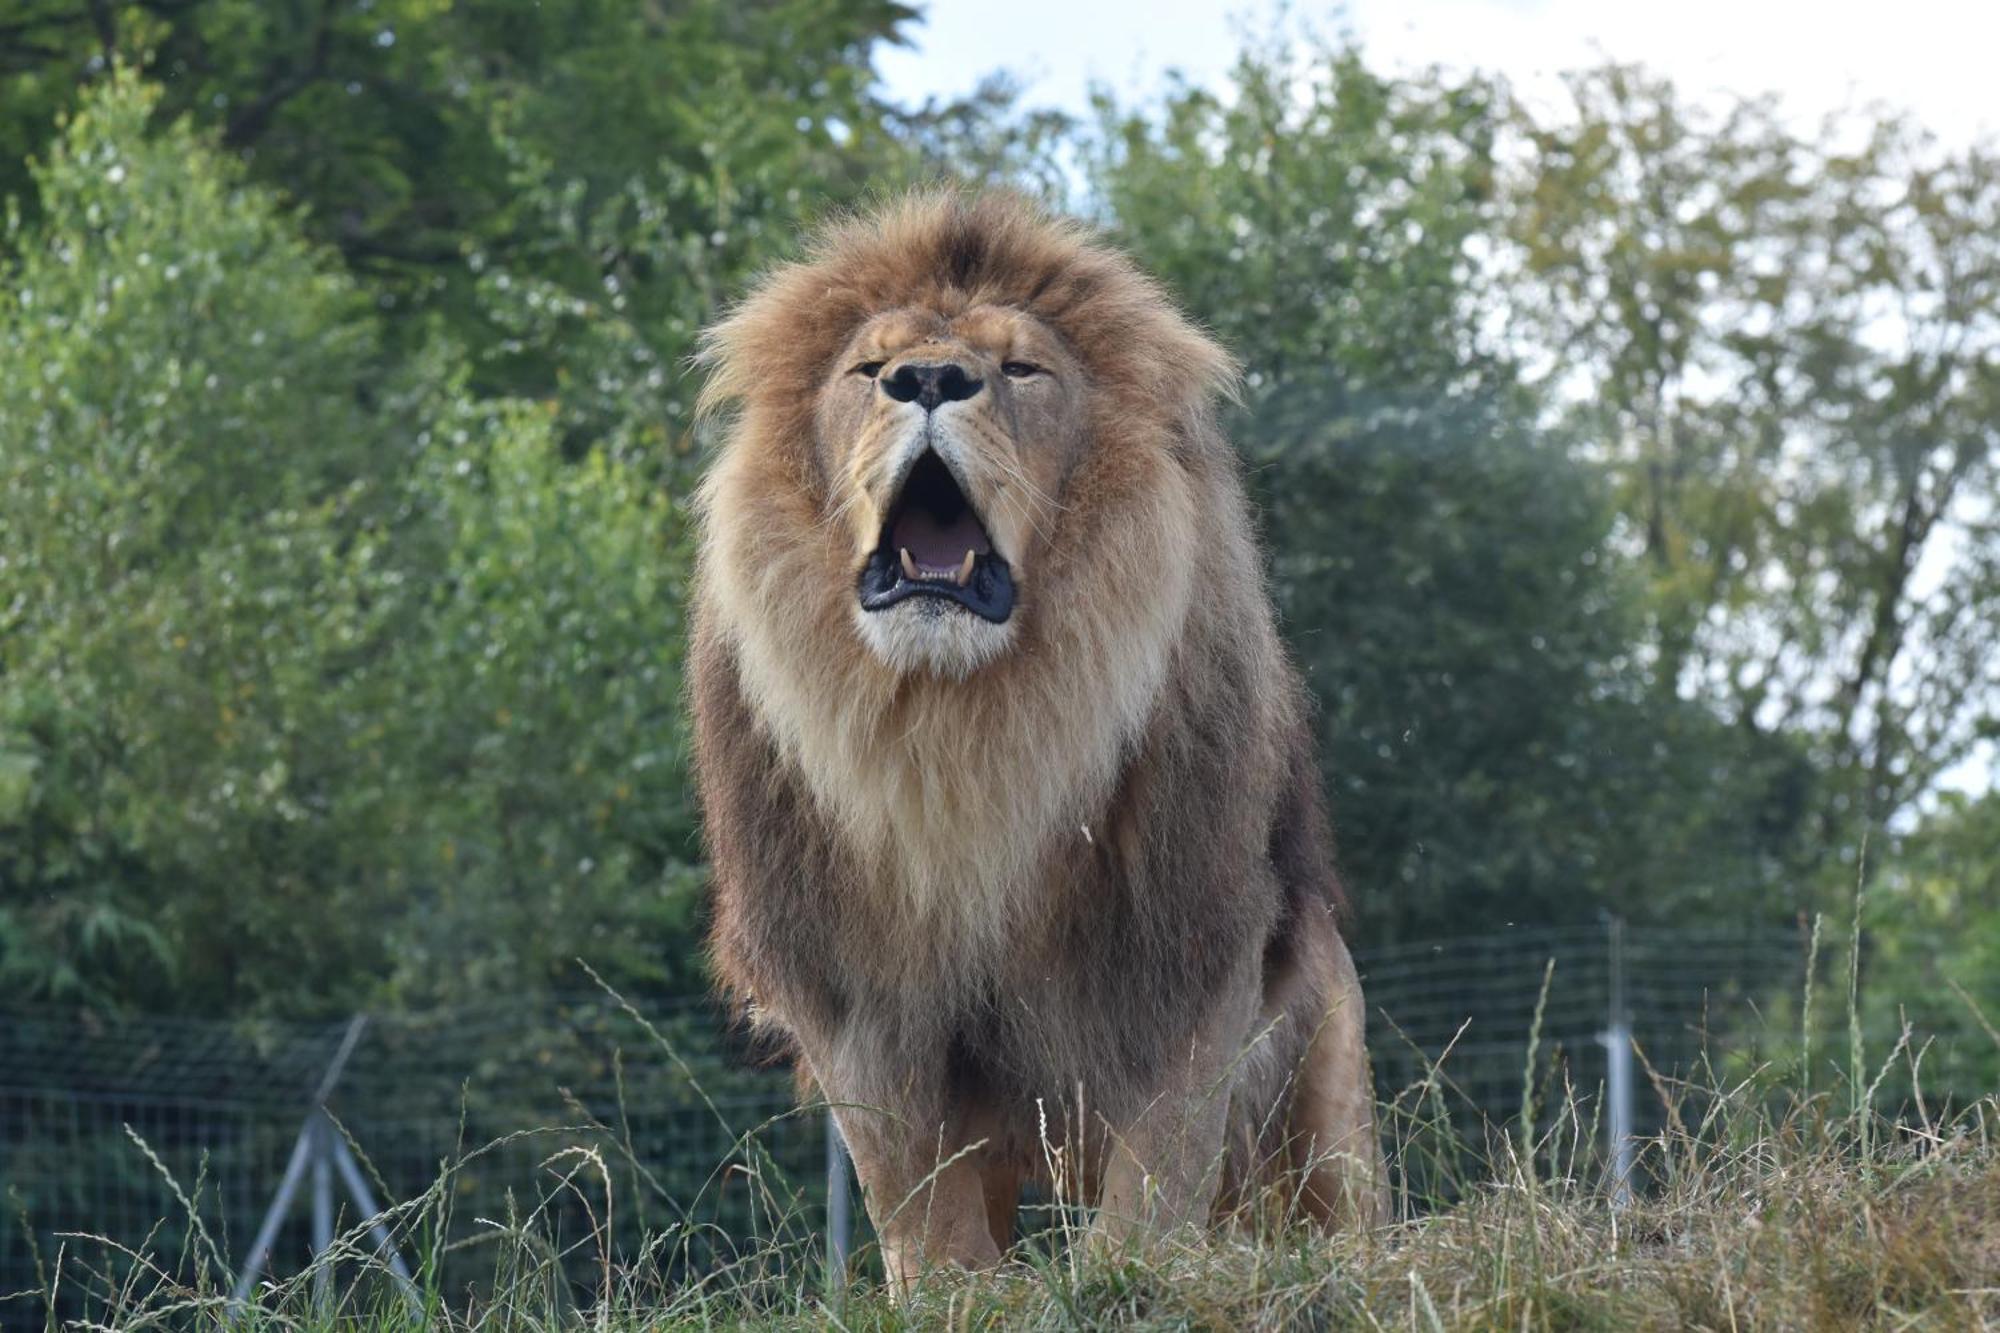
(690, 192, 1383, 1286)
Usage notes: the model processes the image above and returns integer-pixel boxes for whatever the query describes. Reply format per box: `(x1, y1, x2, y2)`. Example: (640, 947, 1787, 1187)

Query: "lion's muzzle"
(856, 448, 1016, 623)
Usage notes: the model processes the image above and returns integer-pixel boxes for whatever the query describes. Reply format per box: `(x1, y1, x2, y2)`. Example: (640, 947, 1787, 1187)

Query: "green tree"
(11, 25, 1986, 1018)
(1862, 793, 2000, 1106)
(0, 74, 705, 1014)
(0, 71, 393, 1006)
(1092, 48, 1808, 939)
(0, 2, 916, 270)
(0, 1, 924, 465)
(1510, 66, 2000, 888)
(345, 384, 705, 1004)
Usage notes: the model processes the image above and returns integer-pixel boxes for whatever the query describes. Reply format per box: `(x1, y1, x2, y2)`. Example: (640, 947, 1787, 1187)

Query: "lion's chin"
(852, 598, 1018, 680)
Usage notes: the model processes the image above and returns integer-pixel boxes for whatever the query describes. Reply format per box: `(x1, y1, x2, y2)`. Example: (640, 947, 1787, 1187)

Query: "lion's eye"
(1001, 361, 1043, 379)
(851, 360, 885, 379)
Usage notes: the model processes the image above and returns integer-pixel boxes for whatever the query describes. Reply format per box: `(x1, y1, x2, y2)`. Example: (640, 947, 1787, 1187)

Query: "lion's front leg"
(1287, 914, 1390, 1228)
(808, 1043, 1001, 1292)
(1091, 970, 1256, 1245)
(847, 1128, 999, 1292)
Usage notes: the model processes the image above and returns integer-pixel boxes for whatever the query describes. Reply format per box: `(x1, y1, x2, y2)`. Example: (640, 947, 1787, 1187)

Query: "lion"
(689, 191, 1384, 1287)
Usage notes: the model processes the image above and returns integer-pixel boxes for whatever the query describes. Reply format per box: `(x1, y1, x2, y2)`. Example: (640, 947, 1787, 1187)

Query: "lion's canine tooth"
(900, 547, 919, 581)
(955, 550, 976, 587)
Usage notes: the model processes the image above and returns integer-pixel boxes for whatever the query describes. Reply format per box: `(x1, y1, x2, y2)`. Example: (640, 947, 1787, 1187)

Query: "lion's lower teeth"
(900, 545, 970, 585)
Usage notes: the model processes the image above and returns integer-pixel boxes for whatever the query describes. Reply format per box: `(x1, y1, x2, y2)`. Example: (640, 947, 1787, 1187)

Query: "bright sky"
(878, 0, 2000, 147)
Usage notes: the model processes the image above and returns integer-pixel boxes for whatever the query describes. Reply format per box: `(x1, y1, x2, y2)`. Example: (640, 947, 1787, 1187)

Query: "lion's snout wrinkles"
(691, 191, 1385, 1287)
(845, 342, 1032, 580)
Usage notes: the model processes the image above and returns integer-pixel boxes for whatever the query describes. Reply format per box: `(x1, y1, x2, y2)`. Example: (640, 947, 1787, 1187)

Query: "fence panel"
(0, 922, 1807, 1320)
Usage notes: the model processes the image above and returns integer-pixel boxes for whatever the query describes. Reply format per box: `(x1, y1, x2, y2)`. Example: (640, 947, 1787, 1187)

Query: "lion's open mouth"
(857, 450, 1016, 622)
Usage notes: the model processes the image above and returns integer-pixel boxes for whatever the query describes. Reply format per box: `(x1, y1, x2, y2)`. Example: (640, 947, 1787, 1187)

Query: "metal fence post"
(230, 1115, 318, 1309)
(326, 1132, 418, 1290)
(228, 1015, 418, 1319)
(1598, 915, 1635, 1208)
(310, 1114, 334, 1308)
(825, 1109, 852, 1282)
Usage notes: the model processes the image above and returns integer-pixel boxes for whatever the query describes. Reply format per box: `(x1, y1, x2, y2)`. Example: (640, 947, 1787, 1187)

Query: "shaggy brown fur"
(691, 191, 1383, 1287)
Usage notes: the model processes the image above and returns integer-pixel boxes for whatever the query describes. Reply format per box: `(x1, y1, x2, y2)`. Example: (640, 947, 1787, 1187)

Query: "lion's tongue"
(892, 506, 990, 572)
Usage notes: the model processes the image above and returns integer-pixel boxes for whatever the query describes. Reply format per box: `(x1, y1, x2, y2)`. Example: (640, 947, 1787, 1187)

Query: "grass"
(24, 960, 2000, 1330)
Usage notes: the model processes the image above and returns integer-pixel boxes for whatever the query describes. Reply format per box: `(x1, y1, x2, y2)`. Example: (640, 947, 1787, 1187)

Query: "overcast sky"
(877, 0, 1999, 147)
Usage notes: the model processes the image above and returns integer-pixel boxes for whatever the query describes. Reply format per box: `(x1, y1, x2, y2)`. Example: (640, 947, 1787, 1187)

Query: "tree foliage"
(1862, 792, 2000, 1104)
(0, 21, 1990, 1018)
(1510, 67, 2000, 877)
(0, 73, 390, 1007)
(0, 75, 704, 1013)
(1094, 50, 1810, 937)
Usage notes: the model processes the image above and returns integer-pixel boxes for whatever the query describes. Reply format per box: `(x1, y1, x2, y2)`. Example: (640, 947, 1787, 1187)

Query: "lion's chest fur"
(721, 600, 1180, 974)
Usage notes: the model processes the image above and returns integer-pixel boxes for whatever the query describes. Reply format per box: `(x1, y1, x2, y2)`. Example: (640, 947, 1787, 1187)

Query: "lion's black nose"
(881, 361, 983, 412)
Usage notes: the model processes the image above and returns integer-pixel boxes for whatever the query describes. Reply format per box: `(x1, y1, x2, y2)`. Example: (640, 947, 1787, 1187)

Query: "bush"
(0, 74, 703, 1014)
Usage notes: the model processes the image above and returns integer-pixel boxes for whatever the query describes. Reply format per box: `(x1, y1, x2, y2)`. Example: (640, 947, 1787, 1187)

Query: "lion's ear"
(1173, 319, 1244, 413)
(691, 315, 737, 420)
(695, 249, 869, 424)
(692, 298, 758, 423)
(694, 267, 808, 422)
(1124, 284, 1243, 425)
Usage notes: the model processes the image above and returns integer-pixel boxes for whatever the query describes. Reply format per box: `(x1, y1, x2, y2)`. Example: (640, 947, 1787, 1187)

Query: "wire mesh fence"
(1, 921, 1811, 1320)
